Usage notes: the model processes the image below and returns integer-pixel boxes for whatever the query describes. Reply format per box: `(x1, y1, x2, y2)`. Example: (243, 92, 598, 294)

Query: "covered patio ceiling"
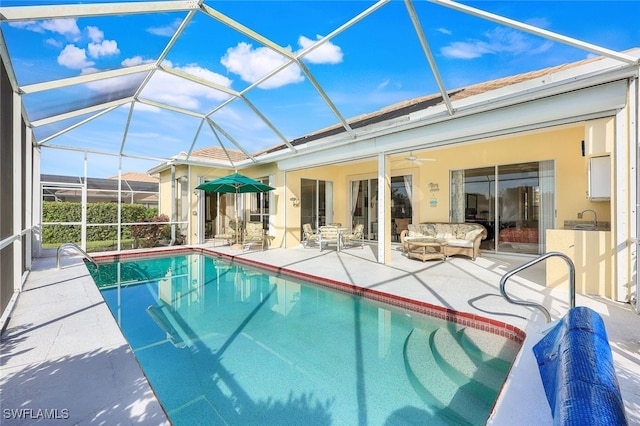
(1, 0, 638, 175)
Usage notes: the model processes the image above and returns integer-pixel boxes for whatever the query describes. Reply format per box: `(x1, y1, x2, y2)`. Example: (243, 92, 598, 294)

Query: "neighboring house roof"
(189, 146, 248, 162)
(108, 172, 159, 183)
(263, 55, 597, 155)
(41, 174, 159, 193)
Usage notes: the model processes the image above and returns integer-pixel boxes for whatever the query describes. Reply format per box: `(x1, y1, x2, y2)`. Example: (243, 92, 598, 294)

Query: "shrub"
(132, 214, 171, 247)
(42, 201, 158, 244)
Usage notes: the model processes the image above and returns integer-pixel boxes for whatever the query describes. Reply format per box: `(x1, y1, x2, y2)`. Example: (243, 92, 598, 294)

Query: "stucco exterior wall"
(155, 116, 631, 300)
(160, 121, 612, 247)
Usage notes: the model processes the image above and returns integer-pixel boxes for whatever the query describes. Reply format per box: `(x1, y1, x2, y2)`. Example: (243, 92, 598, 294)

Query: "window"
(300, 178, 334, 237)
(249, 177, 271, 230)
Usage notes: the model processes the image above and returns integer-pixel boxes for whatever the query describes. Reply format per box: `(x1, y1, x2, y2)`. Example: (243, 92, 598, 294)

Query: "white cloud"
(10, 18, 80, 39)
(376, 79, 390, 90)
(297, 35, 343, 64)
(180, 64, 234, 89)
(84, 72, 143, 95)
(57, 44, 94, 69)
(524, 17, 551, 30)
(441, 41, 492, 59)
(147, 19, 182, 37)
(88, 39, 120, 58)
(86, 26, 104, 43)
(81, 63, 233, 111)
(121, 56, 155, 67)
(9, 21, 42, 32)
(221, 42, 303, 89)
(80, 67, 101, 75)
(41, 19, 81, 39)
(440, 27, 552, 59)
(46, 38, 63, 48)
(437, 27, 452, 36)
(140, 65, 233, 109)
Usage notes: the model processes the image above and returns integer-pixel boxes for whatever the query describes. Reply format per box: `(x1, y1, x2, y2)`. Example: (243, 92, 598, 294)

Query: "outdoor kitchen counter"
(545, 229, 614, 299)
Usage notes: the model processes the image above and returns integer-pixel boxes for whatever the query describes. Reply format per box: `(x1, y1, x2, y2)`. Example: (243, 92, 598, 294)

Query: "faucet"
(578, 209, 597, 226)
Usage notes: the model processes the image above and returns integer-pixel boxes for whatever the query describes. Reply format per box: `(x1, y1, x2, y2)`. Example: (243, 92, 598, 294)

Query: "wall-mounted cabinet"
(588, 155, 611, 201)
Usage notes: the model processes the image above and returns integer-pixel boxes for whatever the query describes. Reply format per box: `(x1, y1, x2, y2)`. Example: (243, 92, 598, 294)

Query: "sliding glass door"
(350, 175, 412, 241)
(300, 178, 334, 236)
(350, 179, 378, 240)
(452, 161, 554, 254)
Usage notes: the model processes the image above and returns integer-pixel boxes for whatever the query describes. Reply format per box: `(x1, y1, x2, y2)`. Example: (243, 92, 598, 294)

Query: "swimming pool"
(89, 252, 522, 425)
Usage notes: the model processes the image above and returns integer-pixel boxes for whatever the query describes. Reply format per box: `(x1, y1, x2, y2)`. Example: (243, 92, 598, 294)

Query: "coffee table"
(406, 238, 447, 262)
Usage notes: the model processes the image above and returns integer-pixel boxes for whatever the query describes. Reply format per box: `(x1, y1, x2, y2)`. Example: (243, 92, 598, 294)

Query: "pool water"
(90, 253, 519, 425)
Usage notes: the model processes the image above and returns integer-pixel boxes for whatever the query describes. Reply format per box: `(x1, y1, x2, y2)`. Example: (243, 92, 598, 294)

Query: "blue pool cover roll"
(532, 306, 627, 426)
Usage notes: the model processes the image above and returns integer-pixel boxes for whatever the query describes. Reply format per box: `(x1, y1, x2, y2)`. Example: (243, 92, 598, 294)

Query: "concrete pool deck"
(1, 243, 639, 425)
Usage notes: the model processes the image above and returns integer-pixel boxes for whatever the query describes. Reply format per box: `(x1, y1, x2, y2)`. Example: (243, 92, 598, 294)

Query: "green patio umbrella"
(196, 172, 274, 249)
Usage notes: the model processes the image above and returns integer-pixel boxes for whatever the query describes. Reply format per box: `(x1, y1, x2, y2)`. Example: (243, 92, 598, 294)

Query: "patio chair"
(302, 223, 319, 248)
(212, 224, 236, 247)
(318, 225, 340, 251)
(394, 218, 411, 241)
(243, 221, 266, 250)
(342, 223, 365, 249)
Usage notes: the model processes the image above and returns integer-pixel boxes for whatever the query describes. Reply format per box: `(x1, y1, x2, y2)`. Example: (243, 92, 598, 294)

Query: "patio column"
(377, 152, 391, 264)
(614, 80, 637, 306)
(628, 77, 640, 313)
(171, 165, 176, 242)
(12, 90, 22, 290)
(634, 76, 640, 314)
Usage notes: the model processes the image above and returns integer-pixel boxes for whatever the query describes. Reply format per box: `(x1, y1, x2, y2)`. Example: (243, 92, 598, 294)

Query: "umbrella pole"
(230, 190, 243, 250)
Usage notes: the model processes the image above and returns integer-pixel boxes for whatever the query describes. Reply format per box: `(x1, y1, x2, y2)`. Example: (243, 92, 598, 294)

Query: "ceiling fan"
(392, 151, 436, 166)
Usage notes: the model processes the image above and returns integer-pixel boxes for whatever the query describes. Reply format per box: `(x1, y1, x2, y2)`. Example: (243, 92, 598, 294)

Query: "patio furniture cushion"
(302, 223, 320, 248)
(243, 221, 266, 250)
(319, 226, 340, 251)
(342, 224, 365, 248)
(401, 222, 486, 260)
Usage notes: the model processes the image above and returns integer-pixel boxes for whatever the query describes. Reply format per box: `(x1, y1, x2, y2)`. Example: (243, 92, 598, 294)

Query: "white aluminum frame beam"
(31, 97, 133, 128)
(37, 104, 122, 146)
(20, 64, 155, 95)
(405, 0, 455, 115)
(0, 1, 198, 21)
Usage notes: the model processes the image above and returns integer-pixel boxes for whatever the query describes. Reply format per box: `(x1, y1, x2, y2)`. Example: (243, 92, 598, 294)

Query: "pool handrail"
(500, 251, 575, 323)
(56, 243, 98, 270)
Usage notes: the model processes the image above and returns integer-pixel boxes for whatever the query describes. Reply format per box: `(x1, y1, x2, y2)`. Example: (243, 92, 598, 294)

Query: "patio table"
(406, 238, 447, 262)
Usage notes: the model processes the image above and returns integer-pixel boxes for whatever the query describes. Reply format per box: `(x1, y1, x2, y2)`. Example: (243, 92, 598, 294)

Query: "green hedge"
(42, 201, 158, 244)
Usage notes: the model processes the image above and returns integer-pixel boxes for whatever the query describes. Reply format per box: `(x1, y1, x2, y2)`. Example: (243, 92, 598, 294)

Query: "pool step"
(430, 328, 517, 406)
(403, 327, 519, 426)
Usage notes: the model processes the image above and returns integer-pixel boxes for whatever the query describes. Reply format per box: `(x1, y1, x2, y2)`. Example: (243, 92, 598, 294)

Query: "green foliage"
(132, 214, 171, 247)
(42, 201, 158, 244)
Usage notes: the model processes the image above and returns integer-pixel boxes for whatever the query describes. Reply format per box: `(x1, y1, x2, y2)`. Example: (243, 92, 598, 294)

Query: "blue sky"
(2, 0, 639, 177)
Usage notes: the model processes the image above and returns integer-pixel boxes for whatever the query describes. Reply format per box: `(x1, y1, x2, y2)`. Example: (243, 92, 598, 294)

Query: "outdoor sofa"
(400, 222, 487, 260)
